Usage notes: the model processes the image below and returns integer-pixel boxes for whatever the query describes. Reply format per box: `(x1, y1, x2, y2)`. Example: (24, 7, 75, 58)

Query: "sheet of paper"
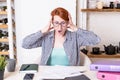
(38, 66, 87, 79)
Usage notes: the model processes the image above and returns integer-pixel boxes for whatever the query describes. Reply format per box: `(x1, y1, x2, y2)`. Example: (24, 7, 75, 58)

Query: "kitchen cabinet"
(0, 0, 16, 59)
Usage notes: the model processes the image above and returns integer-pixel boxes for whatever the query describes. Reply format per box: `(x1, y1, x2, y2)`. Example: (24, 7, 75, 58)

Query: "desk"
(4, 66, 98, 80)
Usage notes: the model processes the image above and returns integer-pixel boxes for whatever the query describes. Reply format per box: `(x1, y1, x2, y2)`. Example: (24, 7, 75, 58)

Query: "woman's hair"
(51, 7, 69, 22)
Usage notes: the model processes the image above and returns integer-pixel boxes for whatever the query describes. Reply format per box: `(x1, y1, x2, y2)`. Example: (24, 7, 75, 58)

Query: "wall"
(15, 0, 120, 65)
(88, 12, 120, 51)
(15, 0, 76, 65)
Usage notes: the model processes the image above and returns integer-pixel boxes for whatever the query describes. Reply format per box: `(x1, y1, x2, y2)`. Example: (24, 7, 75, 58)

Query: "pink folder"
(97, 71, 120, 80)
(90, 60, 120, 72)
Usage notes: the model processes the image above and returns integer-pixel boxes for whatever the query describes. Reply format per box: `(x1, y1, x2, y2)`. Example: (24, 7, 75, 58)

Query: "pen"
(23, 65, 30, 70)
(70, 71, 86, 75)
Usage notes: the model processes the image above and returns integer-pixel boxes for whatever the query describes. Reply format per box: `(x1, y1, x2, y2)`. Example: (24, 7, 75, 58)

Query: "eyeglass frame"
(52, 21, 68, 27)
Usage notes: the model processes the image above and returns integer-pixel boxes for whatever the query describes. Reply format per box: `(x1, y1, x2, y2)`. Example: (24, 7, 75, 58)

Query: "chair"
(80, 52, 91, 67)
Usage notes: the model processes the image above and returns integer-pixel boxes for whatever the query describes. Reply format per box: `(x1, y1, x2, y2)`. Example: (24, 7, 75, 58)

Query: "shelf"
(0, 24, 8, 28)
(87, 52, 120, 58)
(0, 38, 8, 42)
(0, 0, 6, 2)
(0, 11, 7, 15)
(81, 9, 120, 12)
(0, 51, 9, 55)
(80, 1, 120, 58)
(0, 0, 16, 58)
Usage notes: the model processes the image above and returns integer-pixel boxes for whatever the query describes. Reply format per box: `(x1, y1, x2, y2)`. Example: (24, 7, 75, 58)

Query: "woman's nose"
(58, 25, 62, 30)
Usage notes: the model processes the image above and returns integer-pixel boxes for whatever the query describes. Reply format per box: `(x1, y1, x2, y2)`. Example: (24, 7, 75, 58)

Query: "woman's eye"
(55, 22, 59, 24)
(61, 22, 65, 24)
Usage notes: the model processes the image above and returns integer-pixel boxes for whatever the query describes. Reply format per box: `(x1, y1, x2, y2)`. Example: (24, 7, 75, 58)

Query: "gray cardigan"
(22, 28, 100, 66)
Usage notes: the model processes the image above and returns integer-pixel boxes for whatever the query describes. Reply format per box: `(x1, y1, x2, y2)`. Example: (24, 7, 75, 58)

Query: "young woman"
(22, 7, 100, 66)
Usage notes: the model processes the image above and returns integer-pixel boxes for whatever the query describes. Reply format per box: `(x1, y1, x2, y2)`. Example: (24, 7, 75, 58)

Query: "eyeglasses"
(53, 21, 67, 27)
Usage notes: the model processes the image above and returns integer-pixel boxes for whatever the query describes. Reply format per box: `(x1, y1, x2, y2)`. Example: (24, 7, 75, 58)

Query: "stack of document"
(38, 66, 86, 79)
(90, 60, 120, 80)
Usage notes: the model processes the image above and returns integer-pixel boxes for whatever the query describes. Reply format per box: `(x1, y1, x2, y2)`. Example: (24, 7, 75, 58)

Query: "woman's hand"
(41, 18, 54, 34)
(67, 13, 78, 32)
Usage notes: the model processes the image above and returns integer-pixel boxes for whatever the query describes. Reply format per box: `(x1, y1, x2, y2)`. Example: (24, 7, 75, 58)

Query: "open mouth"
(58, 30, 62, 33)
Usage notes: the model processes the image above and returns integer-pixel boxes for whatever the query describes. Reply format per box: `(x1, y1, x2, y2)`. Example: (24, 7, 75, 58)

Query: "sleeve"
(22, 31, 44, 49)
(76, 28, 101, 46)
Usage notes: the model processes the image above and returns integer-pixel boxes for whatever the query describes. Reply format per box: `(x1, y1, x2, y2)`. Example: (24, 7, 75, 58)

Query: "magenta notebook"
(90, 60, 120, 72)
(97, 71, 120, 80)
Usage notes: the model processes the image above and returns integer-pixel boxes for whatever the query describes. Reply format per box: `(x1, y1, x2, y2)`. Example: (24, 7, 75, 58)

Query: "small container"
(117, 3, 120, 9)
(97, 1, 104, 9)
(7, 59, 16, 72)
(109, 2, 114, 8)
(92, 47, 100, 54)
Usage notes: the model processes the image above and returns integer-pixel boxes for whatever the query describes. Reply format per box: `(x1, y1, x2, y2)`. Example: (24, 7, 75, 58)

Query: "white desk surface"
(4, 65, 98, 80)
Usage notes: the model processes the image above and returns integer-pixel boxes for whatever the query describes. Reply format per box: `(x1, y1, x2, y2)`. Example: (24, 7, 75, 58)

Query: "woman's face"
(52, 15, 68, 36)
